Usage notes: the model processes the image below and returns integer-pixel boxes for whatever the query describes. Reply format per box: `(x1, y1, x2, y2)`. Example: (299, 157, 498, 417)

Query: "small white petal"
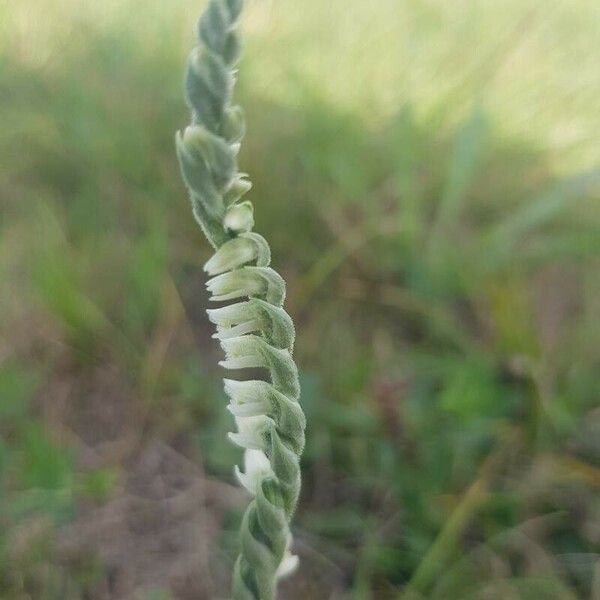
(210, 291, 246, 302)
(224, 203, 254, 233)
(219, 337, 266, 370)
(203, 238, 257, 276)
(213, 319, 260, 340)
(234, 449, 273, 494)
(245, 448, 270, 472)
(228, 432, 264, 450)
(206, 270, 266, 302)
(223, 378, 252, 398)
(223, 380, 271, 416)
(276, 552, 299, 579)
(234, 464, 254, 493)
(228, 415, 270, 450)
(224, 380, 269, 416)
(227, 401, 266, 417)
(224, 379, 271, 402)
(206, 302, 250, 327)
(219, 356, 263, 370)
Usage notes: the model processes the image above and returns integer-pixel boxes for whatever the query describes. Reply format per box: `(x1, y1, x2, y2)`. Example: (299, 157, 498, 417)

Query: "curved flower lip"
(206, 302, 251, 327)
(219, 356, 264, 369)
(223, 378, 270, 402)
(211, 291, 246, 303)
(224, 199, 254, 233)
(219, 336, 267, 370)
(205, 271, 237, 294)
(227, 401, 266, 417)
(223, 379, 270, 417)
(219, 335, 300, 400)
(206, 270, 264, 302)
(213, 319, 260, 340)
(203, 232, 271, 276)
(234, 449, 274, 494)
(208, 299, 294, 350)
(228, 432, 264, 450)
(207, 267, 286, 306)
(276, 552, 299, 579)
(203, 238, 258, 276)
(228, 415, 272, 451)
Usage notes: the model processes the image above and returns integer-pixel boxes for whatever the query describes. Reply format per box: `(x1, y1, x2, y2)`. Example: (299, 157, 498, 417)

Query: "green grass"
(0, 0, 599, 598)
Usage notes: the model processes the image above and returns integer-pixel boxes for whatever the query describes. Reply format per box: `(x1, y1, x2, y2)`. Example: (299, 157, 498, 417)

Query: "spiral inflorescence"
(175, 2, 305, 598)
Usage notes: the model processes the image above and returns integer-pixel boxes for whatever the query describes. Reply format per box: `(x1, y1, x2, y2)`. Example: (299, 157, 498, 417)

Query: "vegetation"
(0, 0, 598, 598)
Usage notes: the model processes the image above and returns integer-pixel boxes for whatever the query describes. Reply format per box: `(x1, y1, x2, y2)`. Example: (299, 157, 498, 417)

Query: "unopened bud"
(224, 200, 254, 233)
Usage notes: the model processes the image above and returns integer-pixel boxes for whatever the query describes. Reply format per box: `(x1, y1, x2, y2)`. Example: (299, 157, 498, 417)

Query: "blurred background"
(1, 0, 599, 598)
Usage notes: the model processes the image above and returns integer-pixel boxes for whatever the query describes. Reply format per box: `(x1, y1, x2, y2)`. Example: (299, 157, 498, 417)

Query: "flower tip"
(277, 553, 300, 579)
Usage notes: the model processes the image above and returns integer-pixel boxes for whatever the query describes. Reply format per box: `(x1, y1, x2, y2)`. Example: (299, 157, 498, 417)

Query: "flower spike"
(175, 2, 305, 598)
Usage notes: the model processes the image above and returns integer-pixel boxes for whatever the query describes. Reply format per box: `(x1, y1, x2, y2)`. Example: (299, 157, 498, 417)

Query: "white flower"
(213, 319, 261, 341)
(276, 534, 299, 579)
(223, 379, 269, 417)
(234, 449, 274, 494)
(224, 199, 254, 233)
(206, 302, 251, 327)
(204, 237, 259, 276)
(228, 414, 271, 450)
(206, 301, 265, 342)
(206, 270, 265, 302)
(219, 336, 266, 370)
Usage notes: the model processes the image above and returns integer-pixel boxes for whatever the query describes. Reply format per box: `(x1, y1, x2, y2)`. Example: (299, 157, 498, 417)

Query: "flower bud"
(181, 124, 236, 192)
(206, 269, 264, 302)
(206, 267, 286, 305)
(204, 233, 271, 276)
(222, 105, 246, 143)
(224, 199, 254, 233)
